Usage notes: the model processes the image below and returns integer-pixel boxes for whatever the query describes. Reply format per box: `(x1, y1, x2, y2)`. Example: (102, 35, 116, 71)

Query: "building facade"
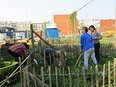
(54, 15, 78, 36)
(100, 19, 115, 32)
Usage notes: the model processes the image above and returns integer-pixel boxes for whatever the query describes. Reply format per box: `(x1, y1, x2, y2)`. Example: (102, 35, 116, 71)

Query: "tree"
(70, 11, 77, 38)
(42, 22, 47, 31)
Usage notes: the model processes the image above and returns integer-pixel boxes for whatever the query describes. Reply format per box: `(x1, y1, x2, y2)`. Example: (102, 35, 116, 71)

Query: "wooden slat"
(55, 67, 59, 87)
(41, 67, 44, 87)
(114, 58, 116, 86)
(68, 67, 72, 87)
(63, 67, 66, 87)
(96, 65, 99, 87)
(102, 64, 105, 87)
(48, 66, 52, 87)
(26, 66, 30, 87)
(91, 66, 93, 87)
(108, 61, 111, 87)
(76, 69, 79, 87)
(83, 67, 86, 87)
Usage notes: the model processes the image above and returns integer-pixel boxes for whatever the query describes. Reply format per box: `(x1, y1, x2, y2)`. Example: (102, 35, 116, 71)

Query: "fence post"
(48, 66, 52, 87)
(44, 50, 47, 68)
(19, 57, 23, 87)
(76, 69, 79, 87)
(91, 66, 93, 87)
(114, 58, 116, 86)
(41, 67, 44, 87)
(83, 67, 86, 87)
(63, 67, 66, 87)
(55, 67, 59, 87)
(102, 64, 105, 87)
(23, 68, 26, 87)
(95, 65, 99, 87)
(33, 67, 37, 87)
(68, 67, 72, 87)
(26, 66, 30, 87)
(108, 61, 111, 87)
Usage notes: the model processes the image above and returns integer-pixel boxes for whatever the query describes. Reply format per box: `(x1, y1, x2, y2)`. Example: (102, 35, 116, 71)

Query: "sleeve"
(97, 33, 102, 39)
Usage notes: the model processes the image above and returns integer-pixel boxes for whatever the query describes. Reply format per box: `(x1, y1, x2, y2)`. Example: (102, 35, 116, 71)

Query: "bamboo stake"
(108, 61, 111, 87)
(41, 67, 44, 87)
(55, 67, 59, 87)
(83, 67, 86, 87)
(91, 66, 93, 87)
(23, 68, 26, 87)
(102, 64, 105, 87)
(114, 58, 116, 86)
(76, 69, 79, 87)
(63, 67, 66, 87)
(32, 29, 56, 50)
(19, 57, 23, 87)
(29, 73, 49, 87)
(44, 49, 47, 68)
(48, 66, 52, 87)
(33, 67, 37, 87)
(68, 67, 72, 87)
(0, 53, 32, 86)
(26, 66, 30, 87)
(96, 65, 99, 87)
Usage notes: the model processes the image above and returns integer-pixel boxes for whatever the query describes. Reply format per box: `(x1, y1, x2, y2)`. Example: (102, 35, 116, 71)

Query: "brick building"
(54, 15, 78, 36)
(100, 19, 115, 32)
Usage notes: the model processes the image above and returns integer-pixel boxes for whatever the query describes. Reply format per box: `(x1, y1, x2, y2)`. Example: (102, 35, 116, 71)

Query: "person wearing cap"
(80, 27, 97, 71)
(89, 25, 102, 62)
(7, 43, 29, 62)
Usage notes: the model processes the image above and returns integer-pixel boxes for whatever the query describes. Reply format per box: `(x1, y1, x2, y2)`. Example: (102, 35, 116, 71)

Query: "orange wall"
(54, 15, 78, 35)
(100, 19, 115, 32)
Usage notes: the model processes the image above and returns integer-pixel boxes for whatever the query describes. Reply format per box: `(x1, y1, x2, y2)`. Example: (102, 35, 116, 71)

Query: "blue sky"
(0, 0, 115, 22)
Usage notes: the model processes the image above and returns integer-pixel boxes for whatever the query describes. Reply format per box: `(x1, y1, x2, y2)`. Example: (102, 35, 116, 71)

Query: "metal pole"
(114, 0, 116, 42)
(26, 13, 28, 38)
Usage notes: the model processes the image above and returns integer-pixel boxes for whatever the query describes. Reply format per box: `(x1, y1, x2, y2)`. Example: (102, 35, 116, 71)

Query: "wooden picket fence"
(1, 24, 116, 87)
(18, 58, 116, 87)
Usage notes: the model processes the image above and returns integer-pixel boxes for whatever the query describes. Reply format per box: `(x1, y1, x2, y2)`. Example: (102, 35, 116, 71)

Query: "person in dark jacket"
(89, 25, 102, 62)
(41, 48, 59, 65)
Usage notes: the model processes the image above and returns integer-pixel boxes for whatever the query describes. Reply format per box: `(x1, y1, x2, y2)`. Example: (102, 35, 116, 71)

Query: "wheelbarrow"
(0, 61, 18, 76)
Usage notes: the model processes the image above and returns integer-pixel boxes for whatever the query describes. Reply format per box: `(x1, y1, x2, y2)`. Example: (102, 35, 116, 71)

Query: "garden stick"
(74, 52, 83, 68)
(68, 67, 72, 87)
(76, 69, 79, 87)
(102, 64, 105, 87)
(48, 66, 52, 87)
(55, 67, 59, 87)
(95, 65, 99, 87)
(91, 66, 93, 87)
(63, 67, 66, 87)
(108, 61, 111, 87)
(41, 67, 44, 87)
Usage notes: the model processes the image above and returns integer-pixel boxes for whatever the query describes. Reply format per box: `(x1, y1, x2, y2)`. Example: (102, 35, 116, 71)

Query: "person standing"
(89, 25, 102, 62)
(80, 27, 97, 71)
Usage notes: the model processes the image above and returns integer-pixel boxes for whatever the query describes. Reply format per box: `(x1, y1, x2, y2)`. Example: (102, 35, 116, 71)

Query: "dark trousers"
(7, 49, 22, 62)
(94, 43, 100, 62)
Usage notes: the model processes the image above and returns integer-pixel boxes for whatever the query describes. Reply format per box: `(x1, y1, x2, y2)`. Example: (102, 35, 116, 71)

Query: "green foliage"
(0, 58, 5, 68)
(70, 11, 77, 33)
(42, 22, 47, 31)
